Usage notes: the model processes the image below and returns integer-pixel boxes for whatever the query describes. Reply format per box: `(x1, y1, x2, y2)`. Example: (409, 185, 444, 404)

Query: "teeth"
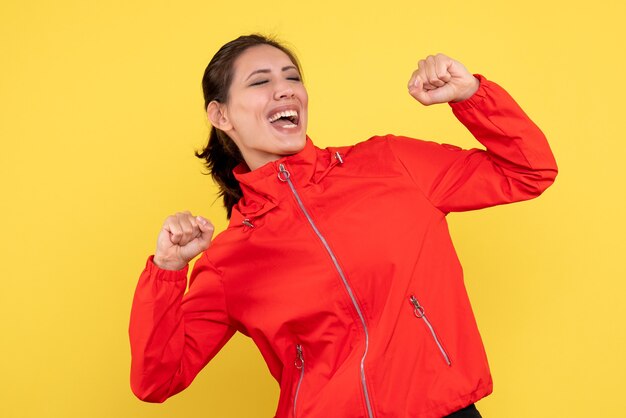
(268, 109, 298, 123)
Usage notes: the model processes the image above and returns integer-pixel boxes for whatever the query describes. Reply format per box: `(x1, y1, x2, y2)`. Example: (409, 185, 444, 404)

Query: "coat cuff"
(448, 74, 488, 110)
(145, 255, 189, 282)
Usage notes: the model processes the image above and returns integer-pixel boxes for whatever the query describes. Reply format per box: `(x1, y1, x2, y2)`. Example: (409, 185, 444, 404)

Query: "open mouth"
(268, 109, 300, 129)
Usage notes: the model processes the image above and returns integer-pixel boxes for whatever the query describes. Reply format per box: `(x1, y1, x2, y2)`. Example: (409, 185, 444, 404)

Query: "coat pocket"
(292, 344, 305, 418)
(274, 343, 306, 418)
(408, 295, 452, 366)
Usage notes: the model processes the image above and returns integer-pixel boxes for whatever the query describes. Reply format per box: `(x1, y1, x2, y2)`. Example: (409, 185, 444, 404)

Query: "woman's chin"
(275, 134, 307, 154)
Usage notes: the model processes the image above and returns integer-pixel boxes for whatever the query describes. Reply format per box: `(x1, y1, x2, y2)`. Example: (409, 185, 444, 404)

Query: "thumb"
(195, 216, 215, 250)
(408, 78, 436, 106)
(446, 58, 471, 79)
(408, 78, 426, 104)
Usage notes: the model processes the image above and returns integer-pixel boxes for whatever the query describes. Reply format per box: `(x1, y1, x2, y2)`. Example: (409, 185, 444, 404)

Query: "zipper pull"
(294, 344, 304, 369)
(409, 295, 425, 318)
(278, 163, 291, 182)
(293, 344, 305, 418)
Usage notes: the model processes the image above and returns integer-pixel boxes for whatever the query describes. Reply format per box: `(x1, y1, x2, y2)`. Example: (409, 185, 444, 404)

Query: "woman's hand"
(153, 211, 215, 271)
(407, 54, 479, 106)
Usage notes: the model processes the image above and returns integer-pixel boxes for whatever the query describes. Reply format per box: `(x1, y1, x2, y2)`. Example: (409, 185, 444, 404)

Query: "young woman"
(129, 34, 558, 418)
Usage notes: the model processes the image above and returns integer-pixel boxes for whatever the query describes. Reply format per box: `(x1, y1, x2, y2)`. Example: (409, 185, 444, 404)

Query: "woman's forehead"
(233, 45, 297, 78)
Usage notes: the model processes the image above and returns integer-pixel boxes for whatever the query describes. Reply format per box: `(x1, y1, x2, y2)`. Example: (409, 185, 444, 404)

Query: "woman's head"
(196, 34, 307, 218)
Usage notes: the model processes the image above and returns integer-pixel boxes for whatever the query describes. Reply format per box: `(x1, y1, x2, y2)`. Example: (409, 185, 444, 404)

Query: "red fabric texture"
(129, 75, 558, 417)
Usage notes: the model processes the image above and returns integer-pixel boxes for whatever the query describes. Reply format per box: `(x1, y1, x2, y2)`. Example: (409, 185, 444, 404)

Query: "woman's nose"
(273, 82, 295, 100)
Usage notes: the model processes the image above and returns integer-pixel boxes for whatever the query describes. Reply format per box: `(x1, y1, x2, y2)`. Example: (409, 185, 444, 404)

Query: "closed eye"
(250, 80, 268, 86)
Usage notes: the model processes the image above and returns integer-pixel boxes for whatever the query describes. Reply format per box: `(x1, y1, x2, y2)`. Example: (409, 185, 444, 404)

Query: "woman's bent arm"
(388, 74, 558, 213)
(129, 254, 235, 402)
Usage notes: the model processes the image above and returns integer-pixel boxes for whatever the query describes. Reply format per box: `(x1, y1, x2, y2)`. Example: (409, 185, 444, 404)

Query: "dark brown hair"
(196, 34, 303, 219)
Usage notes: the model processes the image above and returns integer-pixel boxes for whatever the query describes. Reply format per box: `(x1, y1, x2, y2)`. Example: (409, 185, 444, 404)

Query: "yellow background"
(1, 0, 624, 417)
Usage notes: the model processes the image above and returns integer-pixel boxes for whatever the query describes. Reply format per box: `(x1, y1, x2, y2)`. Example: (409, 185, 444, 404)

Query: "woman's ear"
(207, 101, 232, 131)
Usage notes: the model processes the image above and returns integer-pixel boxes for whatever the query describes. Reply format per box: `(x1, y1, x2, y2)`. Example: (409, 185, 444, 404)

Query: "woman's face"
(218, 44, 309, 171)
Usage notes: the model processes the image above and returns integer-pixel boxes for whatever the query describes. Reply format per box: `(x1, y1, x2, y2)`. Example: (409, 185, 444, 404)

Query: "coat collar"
(230, 136, 348, 222)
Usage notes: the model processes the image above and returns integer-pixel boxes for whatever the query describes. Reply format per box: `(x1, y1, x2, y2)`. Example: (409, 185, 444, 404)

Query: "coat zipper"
(293, 344, 305, 418)
(278, 163, 374, 418)
(408, 295, 452, 366)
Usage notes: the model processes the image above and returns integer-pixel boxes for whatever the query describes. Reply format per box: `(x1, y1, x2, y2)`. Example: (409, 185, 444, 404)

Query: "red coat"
(129, 75, 558, 418)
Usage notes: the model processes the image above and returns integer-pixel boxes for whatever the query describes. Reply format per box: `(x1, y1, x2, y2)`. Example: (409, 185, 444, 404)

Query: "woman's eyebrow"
(245, 66, 298, 81)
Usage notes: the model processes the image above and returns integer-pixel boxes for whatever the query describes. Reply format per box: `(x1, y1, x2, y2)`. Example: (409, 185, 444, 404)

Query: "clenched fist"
(408, 53, 479, 105)
(153, 211, 214, 271)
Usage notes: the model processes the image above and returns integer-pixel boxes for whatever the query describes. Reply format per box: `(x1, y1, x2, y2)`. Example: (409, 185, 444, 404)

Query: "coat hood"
(230, 136, 350, 224)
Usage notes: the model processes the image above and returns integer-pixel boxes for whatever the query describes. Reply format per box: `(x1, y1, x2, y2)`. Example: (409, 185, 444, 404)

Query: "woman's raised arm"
(129, 213, 235, 402)
(385, 54, 557, 212)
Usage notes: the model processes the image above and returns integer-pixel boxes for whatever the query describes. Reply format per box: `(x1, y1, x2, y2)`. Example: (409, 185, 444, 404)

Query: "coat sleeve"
(386, 74, 558, 213)
(129, 253, 236, 402)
